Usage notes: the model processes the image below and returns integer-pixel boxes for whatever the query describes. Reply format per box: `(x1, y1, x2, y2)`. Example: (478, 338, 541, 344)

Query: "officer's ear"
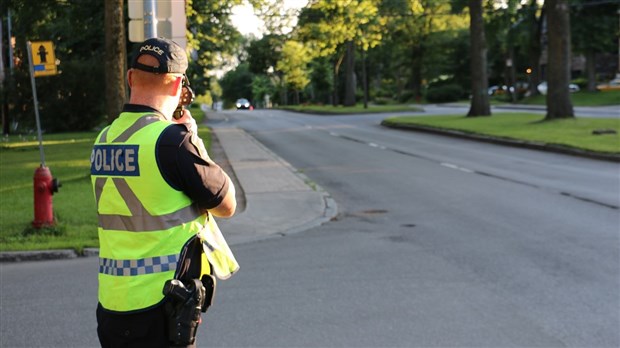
(171, 75, 183, 96)
(127, 69, 134, 89)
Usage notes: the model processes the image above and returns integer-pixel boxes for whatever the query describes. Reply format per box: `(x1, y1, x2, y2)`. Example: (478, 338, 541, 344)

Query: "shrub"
(373, 97, 393, 105)
(572, 77, 588, 89)
(425, 84, 463, 103)
(398, 90, 415, 103)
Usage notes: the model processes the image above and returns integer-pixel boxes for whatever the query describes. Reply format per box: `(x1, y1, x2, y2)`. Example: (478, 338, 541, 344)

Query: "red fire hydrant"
(32, 165, 60, 228)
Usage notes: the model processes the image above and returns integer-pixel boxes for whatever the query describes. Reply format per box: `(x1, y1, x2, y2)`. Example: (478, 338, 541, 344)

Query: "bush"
(572, 77, 588, 89)
(425, 84, 463, 103)
(398, 90, 415, 103)
(373, 97, 394, 105)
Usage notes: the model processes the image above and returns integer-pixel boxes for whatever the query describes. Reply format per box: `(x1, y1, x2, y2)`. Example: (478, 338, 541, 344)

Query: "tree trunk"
(332, 54, 344, 106)
(527, 3, 543, 96)
(545, 0, 574, 119)
(361, 49, 368, 109)
(343, 41, 356, 107)
(281, 84, 288, 105)
(411, 44, 423, 100)
(332, 62, 339, 106)
(0, 18, 11, 135)
(467, 0, 491, 117)
(585, 49, 597, 92)
(506, 46, 517, 102)
(104, 0, 127, 124)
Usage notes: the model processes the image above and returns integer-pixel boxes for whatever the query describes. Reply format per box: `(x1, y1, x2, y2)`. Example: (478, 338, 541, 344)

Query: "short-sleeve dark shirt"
(124, 104, 228, 210)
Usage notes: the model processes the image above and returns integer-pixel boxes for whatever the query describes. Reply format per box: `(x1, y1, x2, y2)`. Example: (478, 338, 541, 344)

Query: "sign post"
(26, 42, 45, 165)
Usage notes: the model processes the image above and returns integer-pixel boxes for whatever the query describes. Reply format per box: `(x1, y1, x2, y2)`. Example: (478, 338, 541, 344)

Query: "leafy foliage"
(185, 0, 245, 96)
(2, 0, 106, 132)
(426, 84, 463, 103)
(219, 63, 254, 106)
(276, 40, 312, 93)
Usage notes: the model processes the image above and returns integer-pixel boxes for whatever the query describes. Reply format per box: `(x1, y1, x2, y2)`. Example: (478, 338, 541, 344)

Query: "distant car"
(488, 82, 529, 96)
(537, 81, 580, 95)
(488, 85, 506, 96)
(597, 75, 620, 91)
(235, 98, 252, 110)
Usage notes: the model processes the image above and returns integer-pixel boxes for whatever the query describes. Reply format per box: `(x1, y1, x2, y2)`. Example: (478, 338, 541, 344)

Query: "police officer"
(91, 37, 238, 347)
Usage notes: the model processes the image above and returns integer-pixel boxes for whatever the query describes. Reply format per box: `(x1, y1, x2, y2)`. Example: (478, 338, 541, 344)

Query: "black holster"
(163, 275, 216, 346)
(163, 236, 217, 345)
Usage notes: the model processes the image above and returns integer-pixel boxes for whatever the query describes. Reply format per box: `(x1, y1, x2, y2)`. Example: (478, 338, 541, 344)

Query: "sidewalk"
(209, 125, 337, 245)
(0, 122, 337, 262)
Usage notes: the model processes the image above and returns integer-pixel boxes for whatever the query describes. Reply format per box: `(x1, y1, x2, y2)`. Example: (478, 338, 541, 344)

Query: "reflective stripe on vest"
(99, 254, 178, 276)
(93, 176, 203, 232)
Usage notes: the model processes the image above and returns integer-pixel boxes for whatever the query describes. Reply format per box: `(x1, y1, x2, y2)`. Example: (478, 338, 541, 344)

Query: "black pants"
(96, 303, 196, 348)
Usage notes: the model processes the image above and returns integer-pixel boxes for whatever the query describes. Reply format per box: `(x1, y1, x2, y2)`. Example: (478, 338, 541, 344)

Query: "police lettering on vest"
(91, 145, 140, 176)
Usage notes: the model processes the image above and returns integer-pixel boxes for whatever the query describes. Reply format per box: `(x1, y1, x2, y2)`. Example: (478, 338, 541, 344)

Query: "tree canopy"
(1, 0, 618, 132)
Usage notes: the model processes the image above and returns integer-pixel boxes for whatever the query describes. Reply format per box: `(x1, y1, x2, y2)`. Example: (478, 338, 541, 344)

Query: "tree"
(219, 63, 254, 106)
(545, 0, 574, 119)
(247, 34, 284, 75)
(185, 0, 244, 97)
(522, 0, 544, 97)
(467, 0, 491, 116)
(251, 74, 275, 108)
(485, 0, 522, 102)
(383, 0, 467, 101)
(2, 0, 106, 132)
(571, 0, 619, 91)
(296, 0, 384, 107)
(104, 0, 126, 123)
(276, 40, 312, 104)
(308, 56, 333, 104)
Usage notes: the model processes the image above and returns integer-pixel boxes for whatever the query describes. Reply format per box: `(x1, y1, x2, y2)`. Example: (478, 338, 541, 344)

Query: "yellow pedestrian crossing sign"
(30, 41, 57, 77)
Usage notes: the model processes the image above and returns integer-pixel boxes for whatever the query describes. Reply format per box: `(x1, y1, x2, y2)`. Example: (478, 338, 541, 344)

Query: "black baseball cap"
(131, 37, 188, 74)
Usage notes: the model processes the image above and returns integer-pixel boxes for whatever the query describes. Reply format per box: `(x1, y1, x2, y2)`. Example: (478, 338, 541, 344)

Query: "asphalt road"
(207, 108, 619, 347)
(1, 107, 618, 347)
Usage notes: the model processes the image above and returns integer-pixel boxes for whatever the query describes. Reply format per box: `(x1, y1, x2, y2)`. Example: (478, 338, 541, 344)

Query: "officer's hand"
(174, 109, 198, 134)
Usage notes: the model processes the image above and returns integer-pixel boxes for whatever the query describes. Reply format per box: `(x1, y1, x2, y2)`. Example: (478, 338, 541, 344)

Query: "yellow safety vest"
(91, 112, 239, 313)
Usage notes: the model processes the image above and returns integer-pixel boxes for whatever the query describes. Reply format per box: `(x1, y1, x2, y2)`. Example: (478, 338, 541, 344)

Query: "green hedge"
(426, 84, 463, 103)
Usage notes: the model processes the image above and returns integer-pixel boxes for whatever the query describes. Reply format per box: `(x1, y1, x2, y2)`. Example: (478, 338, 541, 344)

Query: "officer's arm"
(157, 119, 236, 217)
(208, 173, 236, 218)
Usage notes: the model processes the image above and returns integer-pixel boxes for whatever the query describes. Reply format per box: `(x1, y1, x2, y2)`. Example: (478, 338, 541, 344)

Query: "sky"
(231, 0, 309, 37)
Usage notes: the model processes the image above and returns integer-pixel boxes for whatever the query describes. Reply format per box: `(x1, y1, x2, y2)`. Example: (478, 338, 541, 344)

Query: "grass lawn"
(382, 113, 620, 154)
(0, 106, 211, 252)
(279, 103, 423, 114)
(517, 90, 620, 107)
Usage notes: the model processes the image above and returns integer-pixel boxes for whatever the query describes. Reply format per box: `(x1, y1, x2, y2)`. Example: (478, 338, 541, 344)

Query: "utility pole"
(144, 0, 157, 39)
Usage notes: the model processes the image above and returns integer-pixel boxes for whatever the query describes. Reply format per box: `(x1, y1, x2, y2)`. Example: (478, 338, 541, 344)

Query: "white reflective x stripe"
(95, 176, 203, 232)
(99, 254, 178, 276)
(100, 115, 161, 143)
(94, 115, 203, 232)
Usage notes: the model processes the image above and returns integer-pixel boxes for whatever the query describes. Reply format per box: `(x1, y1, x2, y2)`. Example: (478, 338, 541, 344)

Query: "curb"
(0, 249, 78, 262)
(380, 121, 620, 163)
(0, 248, 99, 263)
(0, 127, 335, 263)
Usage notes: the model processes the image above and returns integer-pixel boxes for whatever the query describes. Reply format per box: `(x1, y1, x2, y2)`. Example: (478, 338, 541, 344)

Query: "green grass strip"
(382, 113, 620, 154)
(279, 103, 422, 114)
(517, 90, 620, 106)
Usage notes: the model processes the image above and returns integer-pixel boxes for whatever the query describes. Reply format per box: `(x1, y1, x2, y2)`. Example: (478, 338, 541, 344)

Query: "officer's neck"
(129, 94, 175, 121)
